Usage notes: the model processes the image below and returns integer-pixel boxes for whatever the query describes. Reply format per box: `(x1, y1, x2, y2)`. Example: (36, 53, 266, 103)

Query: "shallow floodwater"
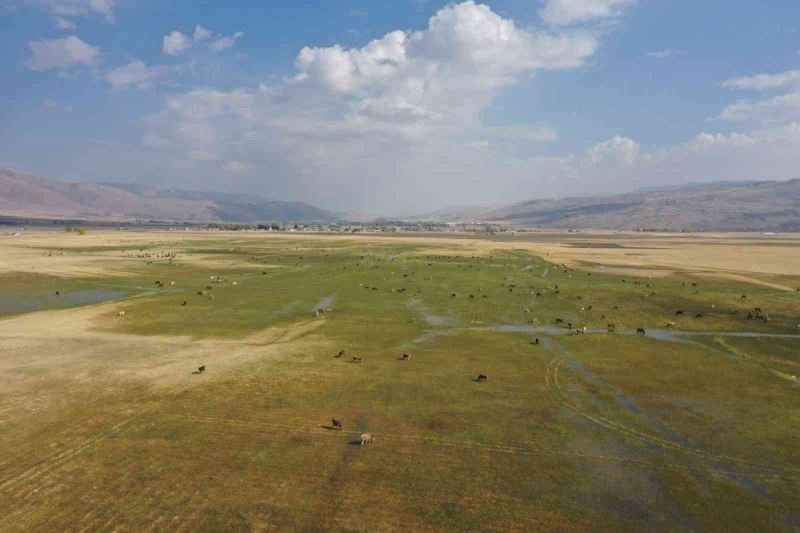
(314, 294, 336, 311)
(0, 288, 130, 317)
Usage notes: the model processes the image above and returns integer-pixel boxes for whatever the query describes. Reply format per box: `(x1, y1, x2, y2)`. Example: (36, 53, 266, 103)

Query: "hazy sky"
(2, 1, 800, 214)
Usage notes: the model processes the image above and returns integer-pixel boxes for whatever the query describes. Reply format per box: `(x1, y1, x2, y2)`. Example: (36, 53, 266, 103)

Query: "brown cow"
(476, 374, 488, 382)
(332, 418, 343, 430)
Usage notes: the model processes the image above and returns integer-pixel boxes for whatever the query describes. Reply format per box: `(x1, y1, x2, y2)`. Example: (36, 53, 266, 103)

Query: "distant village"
(200, 221, 512, 234)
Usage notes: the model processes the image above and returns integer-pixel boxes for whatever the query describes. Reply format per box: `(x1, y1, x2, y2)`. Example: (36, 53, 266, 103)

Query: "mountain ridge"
(0, 167, 338, 223)
(411, 179, 800, 231)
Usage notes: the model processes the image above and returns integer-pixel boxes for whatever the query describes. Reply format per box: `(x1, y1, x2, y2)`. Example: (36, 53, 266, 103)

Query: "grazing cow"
(332, 418, 343, 430)
(637, 328, 646, 336)
(352, 356, 362, 363)
(170, 281, 176, 287)
(197, 365, 206, 373)
(336, 350, 345, 358)
(555, 318, 564, 324)
(695, 313, 703, 318)
(361, 433, 374, 446)
(476, 374, 488, 382)
(666, 321, 676, 328)
(401, 353, 411, 361)
(741, 294, 747, 300)
(676, 310, 684, 316)
(117, 311, 126, 317)
(408, 317, 416, 323)
(607, 323, 616, 332)
(182, 300, 188, 306)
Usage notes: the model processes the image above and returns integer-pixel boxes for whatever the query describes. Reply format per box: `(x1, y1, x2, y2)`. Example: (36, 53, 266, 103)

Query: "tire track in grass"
(0, 319, 325, 500)
(545, 355, 798, 479)
(162, 414, 798, 484)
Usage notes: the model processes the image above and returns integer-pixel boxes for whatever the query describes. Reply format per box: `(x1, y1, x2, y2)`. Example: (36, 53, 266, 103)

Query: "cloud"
(209, 32, 244, 52)
(647, 48, 677, 59)
(163, 26, 241, 54)
(222, 160, 250, 175)
(485, 123, 559, 144)
(105, 60, 171, 91)
(585, 135, 640, 166)
(88, 0, 114, 22)
(163, 31, 192, 55)
(719, 68, 800, 124)
(539, 0, 635, 26)
(25, 34, 99, 71)
(193, 24, 212, 42)
(54, 16, 76, 29)
(23, 0, 116, 23)
(141, 2, 599, 209)
(723, 69, 800, 91)
(41, 98, 73, 111)
(718, 92, 800, 124)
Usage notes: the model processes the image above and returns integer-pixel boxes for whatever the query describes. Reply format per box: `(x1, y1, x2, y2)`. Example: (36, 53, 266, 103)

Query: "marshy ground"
(1, 229, 799, 531)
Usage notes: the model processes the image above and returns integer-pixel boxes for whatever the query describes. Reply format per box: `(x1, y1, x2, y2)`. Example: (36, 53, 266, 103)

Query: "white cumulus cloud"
(163, 31, 192, 55)
(105, 60, 171, 91)
(25, 34, 99, 71)
(209, 32, 244, 52)
(539, 0, 635, 26)
(193, 24, 212, 42)
(24, 0, 116, 23)
(723, 69, 800, 92)
(140, 1, 600, 209)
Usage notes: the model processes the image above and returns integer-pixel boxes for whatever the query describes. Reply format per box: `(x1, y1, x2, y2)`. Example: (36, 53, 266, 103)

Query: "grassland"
(1, 229, 799, 531)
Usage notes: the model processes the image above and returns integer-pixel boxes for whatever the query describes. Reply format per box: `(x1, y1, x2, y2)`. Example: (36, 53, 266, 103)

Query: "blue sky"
(2, 0, 800, 213)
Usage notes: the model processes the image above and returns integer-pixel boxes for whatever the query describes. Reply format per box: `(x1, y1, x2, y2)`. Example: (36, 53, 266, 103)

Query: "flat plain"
(1, 229, 799, 532)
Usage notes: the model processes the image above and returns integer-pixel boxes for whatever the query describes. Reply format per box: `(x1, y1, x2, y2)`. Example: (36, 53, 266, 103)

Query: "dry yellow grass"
(4, 228, 800, 281)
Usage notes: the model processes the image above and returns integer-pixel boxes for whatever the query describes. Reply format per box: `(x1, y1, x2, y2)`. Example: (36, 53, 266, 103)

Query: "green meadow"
(1, 233, 799, 531)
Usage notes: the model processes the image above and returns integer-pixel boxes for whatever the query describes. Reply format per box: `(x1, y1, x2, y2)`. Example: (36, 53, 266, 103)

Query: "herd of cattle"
(90, 252, 795, 450)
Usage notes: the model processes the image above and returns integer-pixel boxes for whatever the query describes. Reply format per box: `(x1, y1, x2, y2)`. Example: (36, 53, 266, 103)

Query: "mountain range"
(2, 166, 799, 230)
(410, 179, 800, 231)
(0, 167, 336, 223)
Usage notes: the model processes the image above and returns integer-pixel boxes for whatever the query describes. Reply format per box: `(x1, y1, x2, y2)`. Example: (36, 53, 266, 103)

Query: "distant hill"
(0, 167, 338, 223)
(409, 179, 800, 231)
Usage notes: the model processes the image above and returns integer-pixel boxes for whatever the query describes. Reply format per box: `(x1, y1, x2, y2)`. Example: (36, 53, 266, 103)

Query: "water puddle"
(314, 294, 336, 311)
(0, 288, 130, 317)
